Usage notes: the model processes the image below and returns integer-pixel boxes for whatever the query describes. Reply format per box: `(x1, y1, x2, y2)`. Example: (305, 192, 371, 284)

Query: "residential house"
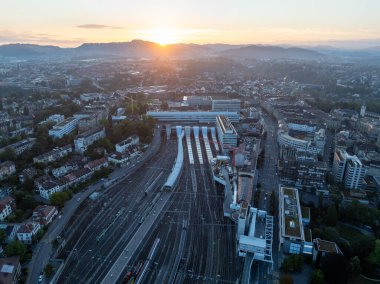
(0, 256, 21, 284)
(0, 162, 16, 180)
(0, 224, 20, 245)
(33, 145, 72, 164)
(74, 127, 105, 153)
(19, 167, 38, 183)
(17, 222, 41, 244)
(32, 205, 58, 226)
(115, 135, 139, 153)
(35, 176, 61, 200)
(0, 197, 15, 221)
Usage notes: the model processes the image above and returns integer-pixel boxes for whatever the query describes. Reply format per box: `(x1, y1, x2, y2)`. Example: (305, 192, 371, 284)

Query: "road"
(27, 127, 162, 284)
(118, 131, 238, 283)
(255, 109, 280, 283)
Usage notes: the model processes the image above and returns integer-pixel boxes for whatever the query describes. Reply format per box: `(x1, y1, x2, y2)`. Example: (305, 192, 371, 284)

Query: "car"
(38, 274, 43, 282)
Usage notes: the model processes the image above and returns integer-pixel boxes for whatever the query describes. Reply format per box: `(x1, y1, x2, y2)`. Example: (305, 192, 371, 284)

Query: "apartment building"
(216, 115, 238, 151)
(74, 127, 105, 153)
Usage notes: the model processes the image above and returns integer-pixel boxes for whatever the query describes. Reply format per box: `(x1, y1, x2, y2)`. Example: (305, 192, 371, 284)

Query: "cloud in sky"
(0, 30, 85, 47)
(76, 24, 123, 30)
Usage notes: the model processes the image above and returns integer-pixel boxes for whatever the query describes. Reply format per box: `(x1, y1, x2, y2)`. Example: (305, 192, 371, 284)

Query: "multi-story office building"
(185, 96, 212, 108)
(332, 149, 347, 182)
(212, 99, 241, 113)
(278, 129, 325, 156)
(74, 127, 106, 153)
(279, 186, 312, 255)
(48, 117, 79, 139)
(296, 161, 327, 192)
(216, 115, 238, 151)
(147, 111, 240, 123)
(332, 149, 367, 190)
(344, 158, 367, 190)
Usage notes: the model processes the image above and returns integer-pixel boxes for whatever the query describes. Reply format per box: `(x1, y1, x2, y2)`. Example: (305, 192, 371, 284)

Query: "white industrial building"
(48, 117, 79, 139)
(147, 111, 240, 123)
(212, 99, 241, 113)
(236, 202, 273, 263)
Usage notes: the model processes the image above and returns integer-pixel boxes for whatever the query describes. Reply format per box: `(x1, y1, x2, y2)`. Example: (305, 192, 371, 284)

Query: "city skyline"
(1, 0, 380, 48)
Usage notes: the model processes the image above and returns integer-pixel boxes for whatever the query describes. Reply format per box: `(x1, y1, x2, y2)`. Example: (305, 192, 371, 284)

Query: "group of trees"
(85, 138, 114, 159)
(7, 190, 39, 222)
(107, 115, 156, 144)
(339, 201, 380, 231)
(256, 149, 265, 169)
(5, 240, 28, 262)
(50, 191, 72, 208)
(269, 190, 276, 216)
(306, 196, 380, 278)
(281, 254, 304, 273)
(253, 189, 261, 208)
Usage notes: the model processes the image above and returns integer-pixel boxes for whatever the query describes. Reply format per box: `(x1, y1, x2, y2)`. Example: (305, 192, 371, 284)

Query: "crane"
(125, 95, 137, 114)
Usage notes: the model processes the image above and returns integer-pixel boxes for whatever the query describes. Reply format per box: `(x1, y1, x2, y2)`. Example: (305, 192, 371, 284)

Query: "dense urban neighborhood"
(0, 45, 380, 284)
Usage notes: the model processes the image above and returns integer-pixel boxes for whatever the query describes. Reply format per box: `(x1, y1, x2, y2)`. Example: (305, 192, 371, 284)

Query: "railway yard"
(55, 127, 239, 284)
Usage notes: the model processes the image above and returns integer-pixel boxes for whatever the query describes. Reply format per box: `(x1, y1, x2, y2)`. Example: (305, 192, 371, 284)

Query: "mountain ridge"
(2, 40, 377, 60)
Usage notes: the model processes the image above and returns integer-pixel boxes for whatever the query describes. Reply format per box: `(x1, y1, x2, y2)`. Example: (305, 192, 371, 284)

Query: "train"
(123, 261, 143, 284)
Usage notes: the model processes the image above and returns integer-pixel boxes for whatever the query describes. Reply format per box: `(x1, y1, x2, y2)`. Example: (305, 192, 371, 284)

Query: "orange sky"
(1, 0, 380, 47)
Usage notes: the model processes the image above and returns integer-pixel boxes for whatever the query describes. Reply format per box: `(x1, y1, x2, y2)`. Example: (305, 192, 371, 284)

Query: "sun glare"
(144, 29, 181, 46)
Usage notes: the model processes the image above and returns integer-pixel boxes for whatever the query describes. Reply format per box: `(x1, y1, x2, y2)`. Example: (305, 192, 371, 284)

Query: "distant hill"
(0, 41, 333, 60)
(219, 45, 324, 60)
(0, 40, 214, 59)
(0, 43, 65, 57)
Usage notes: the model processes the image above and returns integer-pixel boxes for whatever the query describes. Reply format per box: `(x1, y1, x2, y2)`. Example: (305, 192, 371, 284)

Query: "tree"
(280, 274, 294, 284)
(350, 235, 375, 259)
(0, 147, 16, 161)
(161, 101, 169, 111)
(318, 193, 324, 215)
(367, 239, 380, 267)
(269, 190, 276, 216)
(348, 256, 361, 279)
(325, 204, 338, 226)
(23, 106, 29, 115)
(253, 189, 261, 208)
(281, 254, 304, 272)
(5, 240, 27, 261)
(0, 229, 7, 244)
(323, 227, 340, 243)
(310, 269, 324, 284)
(321, 253, 348, 284)
(44, 263, 54, 278)
(50, 191, 71, 208)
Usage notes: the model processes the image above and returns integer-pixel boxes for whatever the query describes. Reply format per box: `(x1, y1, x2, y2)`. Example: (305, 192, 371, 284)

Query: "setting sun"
(139, 28, 182, 45)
